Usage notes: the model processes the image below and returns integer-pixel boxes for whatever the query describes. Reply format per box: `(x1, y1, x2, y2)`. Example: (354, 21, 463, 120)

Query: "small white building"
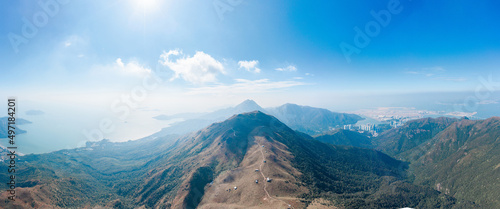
(266, 177, 272, 182)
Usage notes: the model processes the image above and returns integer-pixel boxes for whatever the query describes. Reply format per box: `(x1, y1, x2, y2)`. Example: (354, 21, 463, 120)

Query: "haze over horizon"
(1, 0, 500, 153)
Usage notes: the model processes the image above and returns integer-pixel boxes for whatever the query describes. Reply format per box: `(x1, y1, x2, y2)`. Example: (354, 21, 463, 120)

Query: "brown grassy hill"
(198, 135, 307, 209)
(374, 117, 459, 160)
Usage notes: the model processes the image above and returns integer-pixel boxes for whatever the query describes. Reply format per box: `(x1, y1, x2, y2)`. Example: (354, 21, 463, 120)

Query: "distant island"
(0, 117, 31, 138)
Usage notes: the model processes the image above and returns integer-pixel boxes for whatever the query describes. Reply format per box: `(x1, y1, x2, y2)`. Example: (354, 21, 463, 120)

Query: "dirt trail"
(256, 141, 294, 209)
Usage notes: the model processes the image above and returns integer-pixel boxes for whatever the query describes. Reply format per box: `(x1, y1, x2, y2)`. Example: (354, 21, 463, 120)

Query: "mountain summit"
(234, 99, 263, 112)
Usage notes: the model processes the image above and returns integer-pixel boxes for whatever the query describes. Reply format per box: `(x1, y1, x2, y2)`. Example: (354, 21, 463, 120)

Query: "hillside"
(374, 117, 459, 160)
(1, 112, 461, 208)
(406, 117, 500, 208)
(266, 103, 363, 135)
(374, 117, 500, 208)
(313, 129, 373, 148)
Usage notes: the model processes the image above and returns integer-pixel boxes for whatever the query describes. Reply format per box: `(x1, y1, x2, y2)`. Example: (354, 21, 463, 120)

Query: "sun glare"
(131, 0, 158, 12)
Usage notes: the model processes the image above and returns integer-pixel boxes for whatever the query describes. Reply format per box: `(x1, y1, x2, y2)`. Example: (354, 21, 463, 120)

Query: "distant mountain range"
(266, 103, 363, 135)
(153, 100, 363, 136)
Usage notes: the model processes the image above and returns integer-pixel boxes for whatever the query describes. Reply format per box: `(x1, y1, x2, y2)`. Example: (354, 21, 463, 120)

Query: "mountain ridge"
(313, 129, 373, 148)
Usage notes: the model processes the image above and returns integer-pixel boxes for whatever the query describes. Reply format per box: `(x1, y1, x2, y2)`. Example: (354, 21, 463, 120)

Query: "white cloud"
(275, 65, 297, 72)
(159, 49, 225, 85)
(238, 60, 261, 73)
(423, 66, 445, 72)
(405, 67, 467, 81)
(63, 35, 86, 48)
(89, 58, 151, 80)
(187, 78, 305, 95)
(405, 66, 446, 76)
(115, 58, 151, 75)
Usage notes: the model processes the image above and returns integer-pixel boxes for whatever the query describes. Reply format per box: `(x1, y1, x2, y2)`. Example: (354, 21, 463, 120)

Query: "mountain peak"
(234, 99, 262, 110)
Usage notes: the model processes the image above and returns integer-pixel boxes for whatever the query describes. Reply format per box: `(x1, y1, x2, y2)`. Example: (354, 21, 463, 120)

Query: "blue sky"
(1, 0, 500, 112)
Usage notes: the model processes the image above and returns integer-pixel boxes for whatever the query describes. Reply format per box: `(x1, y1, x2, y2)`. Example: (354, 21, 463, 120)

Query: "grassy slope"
(374, 117, 500, 208)
(409, 118, 500, 208)
(313, 129, 373, 148)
